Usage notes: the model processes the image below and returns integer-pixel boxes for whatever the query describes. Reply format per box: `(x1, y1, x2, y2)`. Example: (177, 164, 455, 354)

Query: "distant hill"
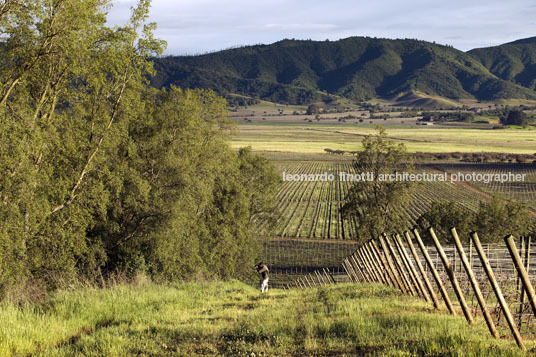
(468, 37, 536, 91)
(152, 37, 536, 105)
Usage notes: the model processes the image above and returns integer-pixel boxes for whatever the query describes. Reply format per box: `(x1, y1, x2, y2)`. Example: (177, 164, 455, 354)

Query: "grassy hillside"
(152, 37, 536, 104)
(469, 37, 536, 90)
(0, 280, 531, 356)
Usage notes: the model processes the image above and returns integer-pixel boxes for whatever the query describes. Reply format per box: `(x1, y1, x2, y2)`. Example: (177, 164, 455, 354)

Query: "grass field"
(230, 123, 536, 154)
(1, 281, 532, 356)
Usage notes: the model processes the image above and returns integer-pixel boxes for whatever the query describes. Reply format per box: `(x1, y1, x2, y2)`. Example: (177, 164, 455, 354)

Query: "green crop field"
(0, 281, 531, 356)
(230, 123, 536, 154)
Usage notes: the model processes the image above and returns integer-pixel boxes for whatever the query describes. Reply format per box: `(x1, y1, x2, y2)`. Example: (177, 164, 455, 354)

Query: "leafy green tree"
(417, 201, 473, 243)
(500, 109, 528, 126)
(472, 196, 533, 243)
(0, 1, 280, 296)
(81, 87, 280, 281)
(342, 126, 414, 242)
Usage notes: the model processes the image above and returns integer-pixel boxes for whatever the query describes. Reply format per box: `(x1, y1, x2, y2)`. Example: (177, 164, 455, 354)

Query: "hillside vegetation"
(469, 37, 536, 90)
(152, 37, 536, 104)
(0, 281, 530, 356)
(0, 0, 280, 298)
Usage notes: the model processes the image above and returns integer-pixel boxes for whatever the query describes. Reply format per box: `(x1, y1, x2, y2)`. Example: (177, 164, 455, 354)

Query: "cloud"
(106, 0, 536, 54)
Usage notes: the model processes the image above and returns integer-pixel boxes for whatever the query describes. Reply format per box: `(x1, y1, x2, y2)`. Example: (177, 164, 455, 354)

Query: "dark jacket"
(256, 264, 269, 279)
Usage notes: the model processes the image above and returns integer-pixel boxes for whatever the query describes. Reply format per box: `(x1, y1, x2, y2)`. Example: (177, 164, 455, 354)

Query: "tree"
(0, 1, 281, 296)
(500, 109, 528, 127)
(342, 126, 414, 242)
(417, 201, 472, 243)
(472, 196, 533, 243)
(306, 103, 320, 115)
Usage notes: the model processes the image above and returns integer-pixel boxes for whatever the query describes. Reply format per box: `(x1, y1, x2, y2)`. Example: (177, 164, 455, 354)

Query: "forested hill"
(468, 37, 536, 91)
(151, 36, 536, 105)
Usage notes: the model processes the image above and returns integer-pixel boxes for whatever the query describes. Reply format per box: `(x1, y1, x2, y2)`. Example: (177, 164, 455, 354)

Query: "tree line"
(0, 0, 280, 298)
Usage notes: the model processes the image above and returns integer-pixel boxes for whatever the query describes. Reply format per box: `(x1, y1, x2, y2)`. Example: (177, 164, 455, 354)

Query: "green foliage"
(152, 37, 536, 105)
(342, 126, 415, 242)
(420, 111, 475, 123)
(417, 197, 533, 243)
(416, 201, 472, 242)
(468, 37, 536, 90)
(0, 0, 163, 292)
(472, 196, 533, 243)
(500, 109, 530, 126)
(0, 1, 280, 296)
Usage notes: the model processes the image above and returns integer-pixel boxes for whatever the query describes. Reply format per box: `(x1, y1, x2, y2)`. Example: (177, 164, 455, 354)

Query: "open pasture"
(231, 123, 536, 154)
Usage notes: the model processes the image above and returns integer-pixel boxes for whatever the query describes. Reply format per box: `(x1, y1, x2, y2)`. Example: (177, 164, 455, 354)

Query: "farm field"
(230, 123, 536, 154)
(433, 163, 536, 209)
(258, 162, 492, 240)
(0, 281, 531, 356)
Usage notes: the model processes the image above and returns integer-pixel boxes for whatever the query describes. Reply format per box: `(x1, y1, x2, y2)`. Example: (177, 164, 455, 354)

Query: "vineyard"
(334, 229, 536, 350)
(433, 163, 536, 209)
(256, 161, 520, 239)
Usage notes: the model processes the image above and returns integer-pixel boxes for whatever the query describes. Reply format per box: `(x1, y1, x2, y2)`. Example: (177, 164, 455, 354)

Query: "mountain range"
(151, 36, 536, 105)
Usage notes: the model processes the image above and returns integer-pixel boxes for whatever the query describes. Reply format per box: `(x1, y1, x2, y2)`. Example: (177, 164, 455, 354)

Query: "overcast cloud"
(107, 0, 536, 55)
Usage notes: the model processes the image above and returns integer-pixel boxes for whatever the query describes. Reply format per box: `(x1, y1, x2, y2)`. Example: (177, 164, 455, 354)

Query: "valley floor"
(1, 281, 533, 356)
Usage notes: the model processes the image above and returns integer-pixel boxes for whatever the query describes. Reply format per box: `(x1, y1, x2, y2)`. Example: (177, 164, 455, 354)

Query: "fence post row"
(370, 240, 396, 289)
(350, 254, 366, 282)
(284, 226, 533, 352)
(394, 234, 428, 301)
(412, 228, 456, 315)
(450, 228, 498, 338)
(364, 243, 385, 284)
(386, 235, 415, 295)
(404, 231, 439, 309)
(428, 227, 474, 324)
(471, 232, 526, 352)
(379, 234, 407, 294)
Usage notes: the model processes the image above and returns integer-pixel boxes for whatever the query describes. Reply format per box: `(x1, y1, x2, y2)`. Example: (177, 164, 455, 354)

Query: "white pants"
(261, 278, 269, 293)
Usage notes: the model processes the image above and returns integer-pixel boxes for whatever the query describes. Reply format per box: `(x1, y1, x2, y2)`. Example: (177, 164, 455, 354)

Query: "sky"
(107, 0, 536, 56)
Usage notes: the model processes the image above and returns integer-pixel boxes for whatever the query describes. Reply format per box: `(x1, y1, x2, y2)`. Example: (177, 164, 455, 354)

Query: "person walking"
(255, 262, 269, 293)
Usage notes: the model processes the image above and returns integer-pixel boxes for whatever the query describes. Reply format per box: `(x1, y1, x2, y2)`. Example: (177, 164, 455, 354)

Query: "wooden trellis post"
(404, 231, 440, 309)
(413, 228, 456, 315)
(394, 234, 429, 301)
(379, 235, 407, 294)
(450, 228, 498, 338)
(518, 236, 531, 327)
(472, 232, 525, 351)
(505, 235, 536, 321)
(429, 227, 474, 324)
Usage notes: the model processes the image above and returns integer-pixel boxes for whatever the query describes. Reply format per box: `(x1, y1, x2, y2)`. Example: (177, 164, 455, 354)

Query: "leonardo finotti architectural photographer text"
(282, 171, 527, 184)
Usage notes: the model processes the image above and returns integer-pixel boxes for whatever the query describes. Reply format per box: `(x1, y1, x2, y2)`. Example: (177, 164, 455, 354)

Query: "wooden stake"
(429, 227, 474, 324)
(412, 228, 455, 315)
(518, 236, 531, 327)
(505, 235, 536, 320)
(395, 234, 429, 301)
(451, 228, 498, 338)
(404, 231, 440, 309)
(379, 235, 407, 294)
(472, 232, 526, 351)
